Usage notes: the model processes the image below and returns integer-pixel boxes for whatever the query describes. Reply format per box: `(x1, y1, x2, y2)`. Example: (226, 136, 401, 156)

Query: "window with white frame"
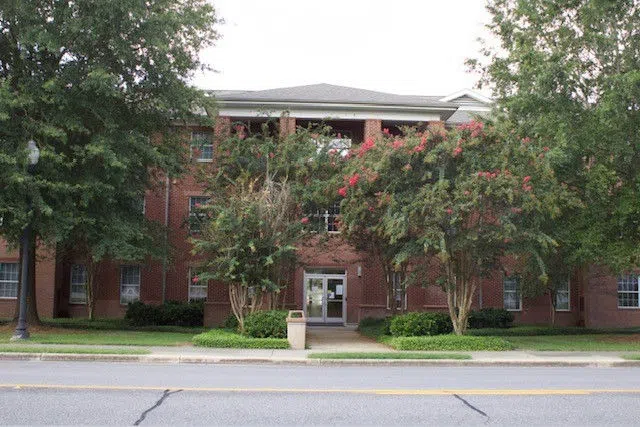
(189, 196, 210, 233)
(120, 265, 141, 305)
(191, 131, 213, 162)
(386, 272, 407, 310)
(0, 263, 18, 299)
(310, 202, 341, 232)
(503, 276, 522, 311)
(617, 274, 640, 308)
(188, 268, 207, 301)
(555, 280, 570, 311)
(69, 264, 87, 304)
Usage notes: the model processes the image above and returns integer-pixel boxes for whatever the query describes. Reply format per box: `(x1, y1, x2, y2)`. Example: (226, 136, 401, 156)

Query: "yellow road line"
(2, 384, 640, 396)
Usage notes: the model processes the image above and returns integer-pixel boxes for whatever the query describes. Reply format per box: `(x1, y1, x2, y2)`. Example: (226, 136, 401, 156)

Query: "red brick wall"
(584, 265, 640, 328)
(364, 119, 381, 141)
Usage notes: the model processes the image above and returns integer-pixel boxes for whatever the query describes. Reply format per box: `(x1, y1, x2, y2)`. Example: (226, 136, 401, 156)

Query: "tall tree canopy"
(0, 0, 219, 320)
(469, 0, 640, 273)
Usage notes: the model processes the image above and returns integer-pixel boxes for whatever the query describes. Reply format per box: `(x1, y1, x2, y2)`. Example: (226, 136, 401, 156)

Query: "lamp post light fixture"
(11, 140, 40, 341)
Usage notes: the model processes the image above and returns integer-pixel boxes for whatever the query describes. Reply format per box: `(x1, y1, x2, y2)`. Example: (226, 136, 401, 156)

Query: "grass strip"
(0, 331, 195, 346)
(308, 352, 470, 360)
(0, 345, 149, 355)
(505, 335, 640, 351)
(193, 329, 289, 349)
(621, 354, 640, 361)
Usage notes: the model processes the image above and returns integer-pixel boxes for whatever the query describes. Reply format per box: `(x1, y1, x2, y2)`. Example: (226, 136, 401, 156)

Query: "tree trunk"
(446, 276, 476, 335)
(85, 262, 97, 321)
(229, 284, 248, 332)
(548, 291, 556, 327)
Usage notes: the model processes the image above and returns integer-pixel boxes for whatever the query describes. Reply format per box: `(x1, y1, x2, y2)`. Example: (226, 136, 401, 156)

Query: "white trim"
(120, 265, 141, 305)
(69, 264, 87, 305)
(617, 274, 640, 309)
(218, 104, 446, 122)
(503, 276, 522, 312)
(0, 262, 18, 299)
(440, 89, 493, 104)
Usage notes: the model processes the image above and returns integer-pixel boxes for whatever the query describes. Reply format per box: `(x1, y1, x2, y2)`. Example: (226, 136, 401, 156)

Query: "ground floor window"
(387, 272, 407, 310)
(617, 274, 639, 308)
(188, 268, 207, 301)
(503, 276, 522, 311)
(0, 262, 18, 299)
(70, 264, 87, 304)
(555, 280, 570, 311)
(120, 265, 141, 305)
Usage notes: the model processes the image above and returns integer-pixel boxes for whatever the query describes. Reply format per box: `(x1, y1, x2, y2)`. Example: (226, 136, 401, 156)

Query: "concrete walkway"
(306, 326, 391, 352)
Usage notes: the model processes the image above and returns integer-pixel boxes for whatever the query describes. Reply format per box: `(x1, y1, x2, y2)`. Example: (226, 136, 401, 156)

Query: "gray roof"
(445, 109, 490, 125)
(208, 83, 457, 109)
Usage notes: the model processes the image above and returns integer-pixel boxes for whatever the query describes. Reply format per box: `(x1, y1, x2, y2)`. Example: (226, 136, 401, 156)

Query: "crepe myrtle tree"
(192, 121, 345, 331)
(339, 121, 573, 334)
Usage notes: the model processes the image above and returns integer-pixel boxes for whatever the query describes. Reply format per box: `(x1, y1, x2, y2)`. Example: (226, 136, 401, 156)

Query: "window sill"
(505, 308, 522, 312)
(617, 306, 640, 310)
(195, 159, 213, 163)
(555, 308, 570, 312)
(0, 297, 17, 300)
(69, 301, 87, 305)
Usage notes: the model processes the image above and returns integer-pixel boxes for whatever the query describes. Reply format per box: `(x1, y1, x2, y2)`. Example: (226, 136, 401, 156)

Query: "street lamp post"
(11, 140, 40, 341)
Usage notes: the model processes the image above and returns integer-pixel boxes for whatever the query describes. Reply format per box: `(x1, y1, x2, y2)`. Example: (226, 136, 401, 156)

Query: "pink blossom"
(453, 147, 463, 157)
(511, 207, 522, 214)
(521, 137, 531, 144)
(348, 173, 360, 187)
(192, 276, 199, 283)
(368, 206, 375, 212)
(358, 138, 375, 157)
(464, 190, 470, 196)
(523, 176, 531, 183)
(539, 153, 545, 159)
(300, 217, 310, 224)
(403, 164, 412, 171)
(194, 203, 202, 208)
(490, 173, 497, 178)
(269, 152, 275, 158)
(522, 184, 533, 192)
(338, 186, 348, 197)
(413, 144, 425, 153)
(446, 208, 453, 215)
(477, 171, 484, 178)
(392, 139, 405, 150)
(383, 128, 390, 135)
(543, 146, 550, 152)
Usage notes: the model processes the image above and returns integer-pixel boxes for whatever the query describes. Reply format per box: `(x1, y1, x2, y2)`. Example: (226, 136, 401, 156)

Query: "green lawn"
(0, 345, 149, 355)
(0, 331, 195, 346)
(621, 354, 640, 361)
(308, 352, 470, 360)
(193, 329, 289, 349)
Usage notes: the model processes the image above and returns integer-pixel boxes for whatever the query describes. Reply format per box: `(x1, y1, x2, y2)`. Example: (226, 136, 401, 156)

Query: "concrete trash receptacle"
(286, 310, 306, 350)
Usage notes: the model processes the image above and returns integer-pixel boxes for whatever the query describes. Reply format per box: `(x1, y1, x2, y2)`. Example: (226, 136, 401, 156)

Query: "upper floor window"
(0, 262, 18, 299)
(120, 265, 141, 305)
(69, 264, 87, 304)
(555, 280, 570, 311)
(189, 196, 210, 234)
(503, 276, 521, 311)
(618, 274, 639, 308)
(309, 202, 340, 232)
(191, 131, 213, 162)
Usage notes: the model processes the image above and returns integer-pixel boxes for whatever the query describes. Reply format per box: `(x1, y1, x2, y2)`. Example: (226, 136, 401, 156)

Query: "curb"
(1, 353, 640, 368)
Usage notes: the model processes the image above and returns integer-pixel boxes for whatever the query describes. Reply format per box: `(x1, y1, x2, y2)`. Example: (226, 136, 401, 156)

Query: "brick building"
(1, 84, 638, 328)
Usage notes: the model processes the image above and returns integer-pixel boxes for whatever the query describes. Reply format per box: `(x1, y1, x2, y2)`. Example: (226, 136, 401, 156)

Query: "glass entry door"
(304, 273, 346, 324)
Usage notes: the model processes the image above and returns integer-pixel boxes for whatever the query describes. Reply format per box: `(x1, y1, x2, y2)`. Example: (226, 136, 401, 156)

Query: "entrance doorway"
(303, 269, 346, 324)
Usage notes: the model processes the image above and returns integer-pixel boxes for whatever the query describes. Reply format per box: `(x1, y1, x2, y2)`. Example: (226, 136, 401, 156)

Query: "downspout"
(161, 175, 170, 303)
(478, 279, 483, 309)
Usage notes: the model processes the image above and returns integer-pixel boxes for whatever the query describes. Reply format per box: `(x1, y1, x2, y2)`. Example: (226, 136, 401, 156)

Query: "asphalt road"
(2, 361, 640, 425)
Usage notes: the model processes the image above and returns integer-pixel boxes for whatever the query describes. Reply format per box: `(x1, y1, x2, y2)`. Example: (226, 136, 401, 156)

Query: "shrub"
(222, 313, 240, 331)
(468, 308, 514, 329)
(390, 335, 513, 351)
(192, 329, 289, 349)
(125, 300, 204, 327)
(390, 312, 453, 337)
(243, 310, 288, 338)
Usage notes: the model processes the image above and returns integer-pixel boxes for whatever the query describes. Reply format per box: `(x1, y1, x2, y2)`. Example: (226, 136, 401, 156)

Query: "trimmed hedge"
(390, 335, 513, 351)
(390, 312, 453, 337)
(243, 310, 288, 338)
(193, 329, 289, 349)
(125, 301, 204, 327)
(468, 308, 514, 329)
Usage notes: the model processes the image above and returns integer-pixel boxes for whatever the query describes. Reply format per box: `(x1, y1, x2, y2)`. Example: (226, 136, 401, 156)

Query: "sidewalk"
(0, 343, 639, 367)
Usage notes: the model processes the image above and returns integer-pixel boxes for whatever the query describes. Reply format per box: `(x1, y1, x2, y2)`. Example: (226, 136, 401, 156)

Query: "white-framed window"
(310, 202, 341, 232)
(120, 265, 141, 305)
(0, 262, 18, 299)
(191, 131, 214, 162)
(188, 268, 207, 302)
(189, 196, 210, 234)
(617, 274, 640, 308)
(555, 280, 570, 311)
(69, 264, 87, 304)
(386, 272, 407, 310)
(503, 276, 522, 311)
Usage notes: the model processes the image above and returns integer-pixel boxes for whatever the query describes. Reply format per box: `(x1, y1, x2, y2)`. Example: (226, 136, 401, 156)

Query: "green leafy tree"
(340, 122, 572, 334)
(192, 122, 342, 331)
(468, 0, 640, 280)
(0, 0, 219, 322)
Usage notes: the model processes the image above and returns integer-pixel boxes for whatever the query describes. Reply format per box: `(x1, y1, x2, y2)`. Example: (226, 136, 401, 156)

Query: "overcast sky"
(192, 0, 493, 97)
